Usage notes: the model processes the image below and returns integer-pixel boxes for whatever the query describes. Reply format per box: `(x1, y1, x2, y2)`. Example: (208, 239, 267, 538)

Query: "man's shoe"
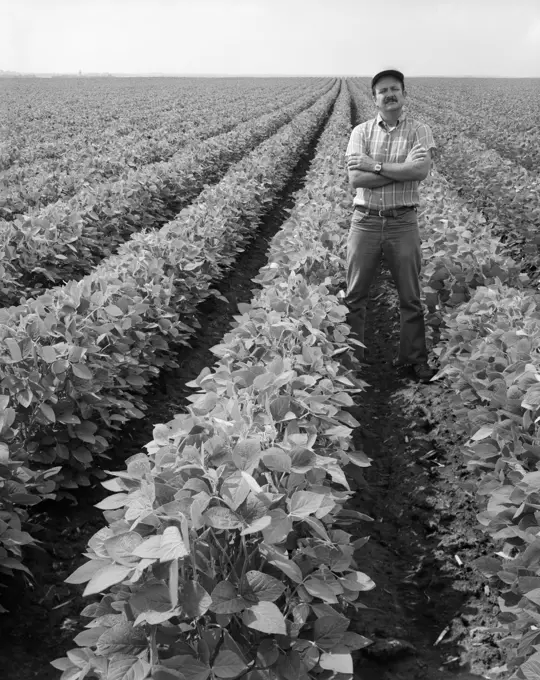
(411, 362, 436, 384)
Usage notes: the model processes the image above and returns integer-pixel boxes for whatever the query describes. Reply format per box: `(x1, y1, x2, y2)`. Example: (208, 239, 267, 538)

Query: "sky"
(2, 0, 540, 77)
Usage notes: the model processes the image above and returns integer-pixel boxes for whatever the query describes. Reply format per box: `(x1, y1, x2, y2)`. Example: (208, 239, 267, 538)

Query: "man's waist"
(354, 204, 417, 217)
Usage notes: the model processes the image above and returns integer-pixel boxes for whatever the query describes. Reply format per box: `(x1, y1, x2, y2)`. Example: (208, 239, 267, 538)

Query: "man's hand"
(347, 153, 378, 173)
(405, 144, 427, 164)
(379, 145, 432, 182)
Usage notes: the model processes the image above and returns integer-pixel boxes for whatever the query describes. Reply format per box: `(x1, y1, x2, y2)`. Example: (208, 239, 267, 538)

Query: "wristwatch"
(374, 162, 382, 174)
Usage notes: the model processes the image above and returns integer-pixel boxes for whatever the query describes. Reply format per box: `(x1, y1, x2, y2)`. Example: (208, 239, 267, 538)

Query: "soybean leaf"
(261, 448, 291, 473)
(182, 580, 212, 618)
(221, 473, 250, 511)
(160, 526, 189, 562)
(162, 656, 210, 680)
(73, 627, 107, 648)
(83, 564, 133, 596)
(65, 559, 110, 585)
(524, 588, 540, 606)
(41, 346, 57, 363)
(105, 304, 124, 317)
(212, 649, 248, 678)
(521, 654, 540, 680)
(288, 491, 324, 519)
(5, 339, 22, 362)
(333, 631, 372, 653)
(39, 403, 56, 423)
(262, 509, 292, 544)
(346, 450, 371, 467)
(243, 601, 286, 634)
(135, 608, 180, 626)
(269, 557, 303, 584)
(129, 583, 171, 616)
(204, 506, 243, 530)
(270, 396, 292, 422)
(107, 657, 151, 680)
(296, 645, 319, 672)
(257, 639, 279, 668)
(290, 448, 315, 472)
(104, 532, 143, 566)
(276, 650, 306, 680)
(313, 615, 349, 651)
(132, 535, 162, 559)
(318, 652, 353, 674)
(245, 570, 286, 602)
(303, 516, 330, 541)
(340, 571, 375, 592)
(232, 438, 261, 474)
(72, 364, 93, 380)
(304, 578, 338, 603)
(240, 515, 272, 536)
(210, 581, 248, 614)
(153, 668, 184, 680)
(95, 493, 129, 510)
(95, 621, 147, 656)
(292, 603, 311, 628)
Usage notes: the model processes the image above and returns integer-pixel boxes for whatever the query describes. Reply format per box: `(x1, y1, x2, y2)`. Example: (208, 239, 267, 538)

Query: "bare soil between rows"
(347, 267, 502, 680)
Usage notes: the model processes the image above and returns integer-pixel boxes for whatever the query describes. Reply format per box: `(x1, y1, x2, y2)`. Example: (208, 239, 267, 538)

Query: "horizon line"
(1, 71, 539, 79)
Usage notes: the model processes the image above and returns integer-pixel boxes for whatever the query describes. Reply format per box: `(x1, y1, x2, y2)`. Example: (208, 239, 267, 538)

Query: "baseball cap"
(371, 69, 405, 91)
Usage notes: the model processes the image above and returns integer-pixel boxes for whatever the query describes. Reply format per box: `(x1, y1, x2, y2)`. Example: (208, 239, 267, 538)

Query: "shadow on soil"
(344, 266, 503, 679)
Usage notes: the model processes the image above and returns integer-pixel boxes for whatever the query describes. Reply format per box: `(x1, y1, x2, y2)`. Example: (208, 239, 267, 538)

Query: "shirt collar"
(376, 112, 407, 130)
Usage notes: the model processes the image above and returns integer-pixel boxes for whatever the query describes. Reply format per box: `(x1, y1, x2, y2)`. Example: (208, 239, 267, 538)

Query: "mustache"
(385, 98, 397, 103)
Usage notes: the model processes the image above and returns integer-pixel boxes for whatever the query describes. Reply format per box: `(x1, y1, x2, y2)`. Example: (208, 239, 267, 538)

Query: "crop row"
(0, 81, 336, 305)
(407, 123, 540, 680)
(0, 82, 339, 582)
(410, 80, 540, 173)
(413, 109, 540, 679)
(0, 81, 322, 215)
(53, 77, 376, 680)
(405, 93, 540, 281)
(1, 78, 325, 172)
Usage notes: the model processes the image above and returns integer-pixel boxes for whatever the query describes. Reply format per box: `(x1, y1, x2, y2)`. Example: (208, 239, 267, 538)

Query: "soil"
(0, 102, 505, 679)
(345, 267, 503, 680)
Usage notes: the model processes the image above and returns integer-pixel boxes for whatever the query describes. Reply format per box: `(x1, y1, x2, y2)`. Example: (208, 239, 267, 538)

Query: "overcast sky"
(2, 0, 540, 77)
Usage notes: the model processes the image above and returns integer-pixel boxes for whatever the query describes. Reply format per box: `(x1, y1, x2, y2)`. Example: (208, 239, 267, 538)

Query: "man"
(345, 69, 436, 383)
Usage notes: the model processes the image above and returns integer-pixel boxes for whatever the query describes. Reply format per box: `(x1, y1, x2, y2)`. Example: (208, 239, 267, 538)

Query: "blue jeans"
(345, 208, 427, 364)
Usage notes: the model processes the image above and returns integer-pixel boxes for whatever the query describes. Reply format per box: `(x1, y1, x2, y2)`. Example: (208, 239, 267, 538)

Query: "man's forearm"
(349, 170, 395, 189)
(380, 162, 427, 181)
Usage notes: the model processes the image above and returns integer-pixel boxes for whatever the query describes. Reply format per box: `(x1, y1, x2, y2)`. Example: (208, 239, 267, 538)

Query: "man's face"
(372, 76, 406, 114)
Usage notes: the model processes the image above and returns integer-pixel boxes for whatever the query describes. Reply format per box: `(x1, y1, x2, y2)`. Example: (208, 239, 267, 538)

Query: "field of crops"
(1, 75, 540, 680)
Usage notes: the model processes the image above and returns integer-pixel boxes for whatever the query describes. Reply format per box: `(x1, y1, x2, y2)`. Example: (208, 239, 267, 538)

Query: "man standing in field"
(345, 69, 436, 383)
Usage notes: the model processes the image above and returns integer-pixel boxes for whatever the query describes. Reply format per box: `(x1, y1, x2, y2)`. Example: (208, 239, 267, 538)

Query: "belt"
(354, 205, 417, 218)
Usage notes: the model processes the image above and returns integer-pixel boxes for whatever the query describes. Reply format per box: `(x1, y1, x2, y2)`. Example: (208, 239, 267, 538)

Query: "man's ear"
(402, 89, 408, 99)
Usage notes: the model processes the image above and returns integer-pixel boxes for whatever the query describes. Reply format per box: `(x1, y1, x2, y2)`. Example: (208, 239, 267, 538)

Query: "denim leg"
(381, 212, 427, 364)
(344, 212, 382, 358)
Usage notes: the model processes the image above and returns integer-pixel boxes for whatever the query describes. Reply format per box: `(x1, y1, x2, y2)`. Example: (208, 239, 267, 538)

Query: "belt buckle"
(378, 209, 385, 217)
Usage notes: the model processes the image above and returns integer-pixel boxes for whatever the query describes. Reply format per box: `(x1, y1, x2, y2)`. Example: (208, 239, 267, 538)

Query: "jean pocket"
(351, 210, 368, 226)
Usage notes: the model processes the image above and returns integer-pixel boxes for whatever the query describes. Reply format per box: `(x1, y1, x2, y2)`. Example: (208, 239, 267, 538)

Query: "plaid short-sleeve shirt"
(345, 113, 436, 210)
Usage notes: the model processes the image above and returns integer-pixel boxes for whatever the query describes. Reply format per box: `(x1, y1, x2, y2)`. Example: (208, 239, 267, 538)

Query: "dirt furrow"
(345, 266, 502, 679)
